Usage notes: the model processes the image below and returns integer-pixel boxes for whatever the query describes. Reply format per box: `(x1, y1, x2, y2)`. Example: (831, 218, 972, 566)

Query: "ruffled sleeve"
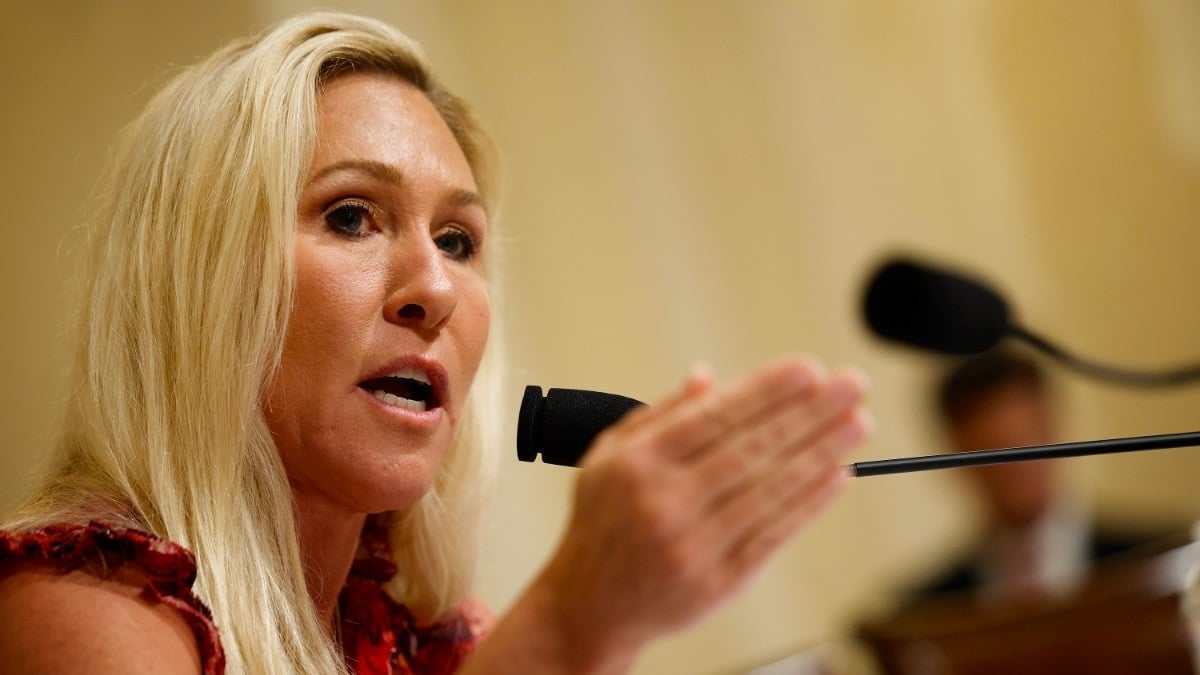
(0, 521, 225, 674)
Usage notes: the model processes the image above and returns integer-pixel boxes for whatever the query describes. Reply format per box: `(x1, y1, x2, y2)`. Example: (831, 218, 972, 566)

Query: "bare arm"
(462, 357, 872, 674)
(0, 565, 202, 674)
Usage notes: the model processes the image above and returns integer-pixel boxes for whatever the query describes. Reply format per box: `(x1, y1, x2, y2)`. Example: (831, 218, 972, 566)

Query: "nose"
(383, 241, 459, 333)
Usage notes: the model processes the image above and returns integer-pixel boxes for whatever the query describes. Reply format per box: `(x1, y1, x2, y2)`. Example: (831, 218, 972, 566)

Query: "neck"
(292, 492, 368, 633)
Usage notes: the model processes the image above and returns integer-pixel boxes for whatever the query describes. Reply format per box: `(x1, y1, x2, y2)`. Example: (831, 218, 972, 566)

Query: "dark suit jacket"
(911, 528, 1166, 600)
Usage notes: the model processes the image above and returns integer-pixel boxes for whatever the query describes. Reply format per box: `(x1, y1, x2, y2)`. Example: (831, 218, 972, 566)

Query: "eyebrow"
(307, 158, 483, 209)
(307, 158, 403, 186)
(447, 187, 483, 209)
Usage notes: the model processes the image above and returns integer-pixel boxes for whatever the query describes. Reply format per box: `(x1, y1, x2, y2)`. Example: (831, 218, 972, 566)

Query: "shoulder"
(0, 522, 224, 673)
(0, 562, 201, 674)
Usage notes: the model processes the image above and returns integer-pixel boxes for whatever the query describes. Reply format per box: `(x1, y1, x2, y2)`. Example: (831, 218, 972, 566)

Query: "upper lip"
(358, 355, 449, 410)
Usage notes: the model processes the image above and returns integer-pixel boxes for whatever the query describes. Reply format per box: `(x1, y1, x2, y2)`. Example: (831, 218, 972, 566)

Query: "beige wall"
(3, 2, 1199, 673)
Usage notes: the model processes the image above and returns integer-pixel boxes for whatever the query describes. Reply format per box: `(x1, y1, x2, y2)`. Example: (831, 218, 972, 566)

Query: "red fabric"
(338, 515, 484, 675)
(0, 520, 484, 674)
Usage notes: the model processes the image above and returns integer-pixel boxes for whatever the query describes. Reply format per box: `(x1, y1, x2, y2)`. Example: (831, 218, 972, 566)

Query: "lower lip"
(355, 387, 444, 430)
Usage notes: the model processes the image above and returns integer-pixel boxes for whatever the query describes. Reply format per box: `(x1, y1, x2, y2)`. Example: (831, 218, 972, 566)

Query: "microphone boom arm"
(850, 429, 1200, 477)
(1011, 326, 1200, 387)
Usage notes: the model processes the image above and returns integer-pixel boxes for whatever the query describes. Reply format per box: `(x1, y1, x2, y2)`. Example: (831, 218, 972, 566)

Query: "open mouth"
(358, 367, 440, 412)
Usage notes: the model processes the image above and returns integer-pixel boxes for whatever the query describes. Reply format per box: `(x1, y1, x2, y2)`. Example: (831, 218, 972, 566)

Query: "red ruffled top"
(0, 517, 486, 674)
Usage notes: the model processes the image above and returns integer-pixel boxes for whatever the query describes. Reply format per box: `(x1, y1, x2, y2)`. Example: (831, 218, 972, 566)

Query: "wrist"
(501, 573, 641, 675)
(462, 570, 641, 675)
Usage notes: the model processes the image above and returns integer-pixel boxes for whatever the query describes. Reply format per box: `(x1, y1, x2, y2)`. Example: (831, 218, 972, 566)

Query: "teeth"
(371, 389, 428, 412)
(388, 367, 430, 385)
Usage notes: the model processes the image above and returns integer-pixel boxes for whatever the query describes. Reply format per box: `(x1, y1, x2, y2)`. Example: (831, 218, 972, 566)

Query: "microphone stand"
(1011, 326, 1200, 387)
(849, 430, 1200, 477)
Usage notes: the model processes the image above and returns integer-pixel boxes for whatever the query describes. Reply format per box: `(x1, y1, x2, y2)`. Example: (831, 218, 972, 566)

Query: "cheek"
(468, 286, 491, 349)
(292, 239, 389, 356)
(284, 269, 344, 383)
(460, 282, 491, 367)
(266, 241, 382, 438)
(440, 281, 491, 422)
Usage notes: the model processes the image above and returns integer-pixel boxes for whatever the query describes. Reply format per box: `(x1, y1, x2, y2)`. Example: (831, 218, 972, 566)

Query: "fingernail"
(844, 368, 870, 395)
(839, 418, 865, 444)
(690, 363, 713, 386)
(682, 363, 713, 395)
(830, 377, 862, 407)
(858, 409, 876, 437)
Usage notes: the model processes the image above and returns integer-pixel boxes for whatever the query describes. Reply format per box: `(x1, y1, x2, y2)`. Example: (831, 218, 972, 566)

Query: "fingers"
(614, 364, 715, 433)
(726, 462, 850, 578)
(632, 356, 827, 462)
(698, 406, 872, 574)
(688, 369, 867, 504)
(579, 365, 716, 468)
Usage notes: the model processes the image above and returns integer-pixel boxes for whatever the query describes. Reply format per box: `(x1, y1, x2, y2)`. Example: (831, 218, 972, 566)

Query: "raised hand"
(528, 356, 872, 669)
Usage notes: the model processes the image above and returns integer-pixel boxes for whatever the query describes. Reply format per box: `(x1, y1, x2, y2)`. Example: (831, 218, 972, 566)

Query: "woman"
(0, 12, 871, 674)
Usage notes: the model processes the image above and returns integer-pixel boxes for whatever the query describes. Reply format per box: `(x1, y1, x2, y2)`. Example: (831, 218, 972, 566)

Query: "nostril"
(398, 304, 426, 320)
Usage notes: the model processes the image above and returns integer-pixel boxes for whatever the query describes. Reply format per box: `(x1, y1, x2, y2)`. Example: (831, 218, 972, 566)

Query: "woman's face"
(266, 72, 490, 515)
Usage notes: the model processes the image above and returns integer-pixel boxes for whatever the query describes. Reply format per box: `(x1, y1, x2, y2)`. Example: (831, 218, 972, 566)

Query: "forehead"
(310, 71, 476, 190)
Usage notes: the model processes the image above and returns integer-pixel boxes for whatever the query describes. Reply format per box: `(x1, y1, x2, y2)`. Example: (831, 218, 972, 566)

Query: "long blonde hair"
(3, 12, 502, 674)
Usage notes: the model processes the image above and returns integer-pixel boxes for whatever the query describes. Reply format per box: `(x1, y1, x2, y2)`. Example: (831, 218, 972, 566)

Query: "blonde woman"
(0, 12, 872, 675)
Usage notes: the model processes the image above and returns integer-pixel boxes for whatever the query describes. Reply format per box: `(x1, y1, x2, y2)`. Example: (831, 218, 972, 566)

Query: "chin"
(348, 453, 444, 514)
(280, 421, 454, 515)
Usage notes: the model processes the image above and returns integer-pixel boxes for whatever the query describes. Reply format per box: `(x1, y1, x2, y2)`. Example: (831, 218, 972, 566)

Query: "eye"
(434, 227, 478, 262)
(324, 200, 374, 237)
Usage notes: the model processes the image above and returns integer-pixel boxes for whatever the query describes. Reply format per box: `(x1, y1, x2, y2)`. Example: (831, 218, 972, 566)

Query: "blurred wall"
(2, 1, 1199, 673)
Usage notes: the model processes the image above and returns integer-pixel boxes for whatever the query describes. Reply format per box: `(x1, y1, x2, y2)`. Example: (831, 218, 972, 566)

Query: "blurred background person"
(909, 350, 1159, 605)
(851, 351, 1197, 675)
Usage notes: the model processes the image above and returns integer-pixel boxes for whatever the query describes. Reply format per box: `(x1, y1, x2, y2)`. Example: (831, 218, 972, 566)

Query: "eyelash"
(434, 227, 478, 262)
(323, 199, 375, 238)
(323, 199, 480, 262)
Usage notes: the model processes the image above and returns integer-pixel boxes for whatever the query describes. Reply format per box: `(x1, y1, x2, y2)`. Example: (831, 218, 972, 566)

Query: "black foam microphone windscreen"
(518, 386, 645, 467)
(863, 259, 1011, 356)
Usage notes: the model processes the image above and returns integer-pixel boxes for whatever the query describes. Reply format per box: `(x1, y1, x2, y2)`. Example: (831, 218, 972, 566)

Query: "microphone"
(862, 259, 1010, 356)
(517, 386, 645, 467)
(862, 257, 1200, 386)
(516, 384, 1200, 475)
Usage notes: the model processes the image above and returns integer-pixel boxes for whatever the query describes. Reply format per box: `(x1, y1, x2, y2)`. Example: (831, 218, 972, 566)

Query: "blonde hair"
(3, 11, 502, 674)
